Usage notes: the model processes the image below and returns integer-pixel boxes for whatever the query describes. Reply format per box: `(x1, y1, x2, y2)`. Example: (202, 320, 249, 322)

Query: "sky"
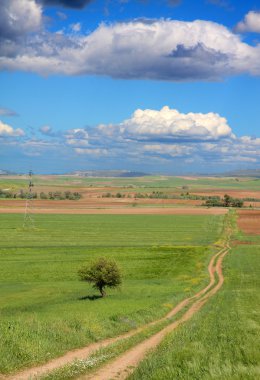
(0, 0, 260, 174)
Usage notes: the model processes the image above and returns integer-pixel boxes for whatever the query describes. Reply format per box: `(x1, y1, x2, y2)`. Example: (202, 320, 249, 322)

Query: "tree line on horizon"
(0, 189, 82, 200)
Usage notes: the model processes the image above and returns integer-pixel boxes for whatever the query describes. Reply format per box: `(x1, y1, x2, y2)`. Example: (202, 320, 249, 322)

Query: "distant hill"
(70, 170, 149, 177)
(0, 169, 16, 175)
(222, 169, 260, 178)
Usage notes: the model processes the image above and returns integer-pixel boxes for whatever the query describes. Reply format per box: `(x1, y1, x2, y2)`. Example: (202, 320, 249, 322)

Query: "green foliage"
(38, 319, 169, 380)
(78, 257, 122, 297)
(42, 191, 81, 200)
(0, 214, 224, 248)
(204, 193, 244, 208)
(130, 244, 260, 380)
(1, 175, 260, 194)
(40, 192, 48, 199)
(0, 189, 81, 200)
(0, 189, 37, 199)
(0, 213, 221, 373)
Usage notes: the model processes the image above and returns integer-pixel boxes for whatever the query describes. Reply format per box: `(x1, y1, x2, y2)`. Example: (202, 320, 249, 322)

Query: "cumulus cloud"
(199, 136, 260, 163)
(2, 106, 258, 169)
(1, 17, 260, 80)
(235, 11, 260, 33)
(65, 128, 89, 147)
(91, 106, 259, 165)
(98, 106, 233, 142)
(0, 120, 24, 137)
(0, 0, 42, 40)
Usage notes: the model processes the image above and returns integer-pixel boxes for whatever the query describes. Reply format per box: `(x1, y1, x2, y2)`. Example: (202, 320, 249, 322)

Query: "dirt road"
(6, 242, 229, 380)
(81, 246, 229, 380)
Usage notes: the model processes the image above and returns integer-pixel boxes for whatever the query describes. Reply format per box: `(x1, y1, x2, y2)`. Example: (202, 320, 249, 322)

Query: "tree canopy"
(78, 257, 122, 297)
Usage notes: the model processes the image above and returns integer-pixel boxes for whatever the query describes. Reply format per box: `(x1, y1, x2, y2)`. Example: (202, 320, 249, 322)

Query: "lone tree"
(78, 257, 122, 297)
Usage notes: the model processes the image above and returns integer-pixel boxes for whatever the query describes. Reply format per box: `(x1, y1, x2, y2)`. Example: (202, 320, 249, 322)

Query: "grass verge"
(0, 214, 223, 374)
(129, 243, 260, 380)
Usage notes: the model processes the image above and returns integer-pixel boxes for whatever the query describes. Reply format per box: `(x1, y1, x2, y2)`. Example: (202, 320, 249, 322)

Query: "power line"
(23, 170, 35, 229)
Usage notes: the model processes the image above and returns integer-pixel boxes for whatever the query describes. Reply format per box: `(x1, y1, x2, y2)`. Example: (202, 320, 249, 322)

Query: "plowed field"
(238, 210, 260, 235)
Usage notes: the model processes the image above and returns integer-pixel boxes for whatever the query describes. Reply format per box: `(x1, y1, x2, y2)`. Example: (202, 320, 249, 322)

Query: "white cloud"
(198, 135, 260, 164)
(239, 136, 260, 146)
(1, 105, 259, 169)
(67, 139, 89, 147)
(1, 18, 260, 80)
(70, 23, 81, 32)
(75, 148, 108, 156)
(0, 0, 42, 40)
(235, 11, 260, 33)
(98, 106, 233, 142)
(65, 128, 89, 147)
(0, 120, 24, 137)
(143, 144, 194, 157)
(93, 107, 260, 165)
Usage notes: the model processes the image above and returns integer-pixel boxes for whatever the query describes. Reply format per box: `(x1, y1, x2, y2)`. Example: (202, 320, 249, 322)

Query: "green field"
(130, 237, 260, 379)
(0, 213, 223, 374)
(1, 175, 260, 192)
(0, 214, 222, 247)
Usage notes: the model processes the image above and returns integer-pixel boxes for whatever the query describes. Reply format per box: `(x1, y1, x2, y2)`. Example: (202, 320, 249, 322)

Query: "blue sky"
(0, 0, 259, 174)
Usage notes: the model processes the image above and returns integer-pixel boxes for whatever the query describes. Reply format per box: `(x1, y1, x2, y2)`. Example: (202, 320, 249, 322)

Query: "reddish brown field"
(0, 207, 227, 215)
(237, 210, 260, 235)
(193, 190, 260, 199)
(0, 198, 202, 208)
(0, 199, 227, 215)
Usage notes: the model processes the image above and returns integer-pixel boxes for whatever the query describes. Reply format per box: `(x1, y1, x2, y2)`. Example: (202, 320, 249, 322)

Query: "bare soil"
(193, 190, 260, 199)
(0, 200, 227, 215)
(231, 240, 254, 246)
(237, 210, 260, 235)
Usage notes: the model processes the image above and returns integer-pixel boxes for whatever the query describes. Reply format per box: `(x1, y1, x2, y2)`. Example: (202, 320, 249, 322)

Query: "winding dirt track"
(81, 246, 230, 380)
(5, 243, 229, 380)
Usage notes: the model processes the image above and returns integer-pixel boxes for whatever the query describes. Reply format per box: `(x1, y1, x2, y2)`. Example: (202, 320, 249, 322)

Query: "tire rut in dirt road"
(5, 247, 228, 380)
(81, 247, 230, 380)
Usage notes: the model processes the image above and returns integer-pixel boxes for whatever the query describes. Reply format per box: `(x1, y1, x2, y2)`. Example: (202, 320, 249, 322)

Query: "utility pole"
(23, 170, 35, 229)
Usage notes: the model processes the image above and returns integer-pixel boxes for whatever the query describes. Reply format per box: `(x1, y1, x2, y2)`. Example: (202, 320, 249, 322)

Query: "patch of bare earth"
(0, 200, 227, 215)
(237, 210, 260, 235)
(231, 240, 254, 246)
(193, 190, 260, 200)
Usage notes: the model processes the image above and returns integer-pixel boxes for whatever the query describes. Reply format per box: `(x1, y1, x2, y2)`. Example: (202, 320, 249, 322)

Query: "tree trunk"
(99, 286, 106, 297)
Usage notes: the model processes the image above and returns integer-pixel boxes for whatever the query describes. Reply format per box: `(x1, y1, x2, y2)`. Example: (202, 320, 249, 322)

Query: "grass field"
(129, 236, 260, 379)
(0, 213, 223, 374)
(0, 214, 222, 247)
(1, 175, 260, 191)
